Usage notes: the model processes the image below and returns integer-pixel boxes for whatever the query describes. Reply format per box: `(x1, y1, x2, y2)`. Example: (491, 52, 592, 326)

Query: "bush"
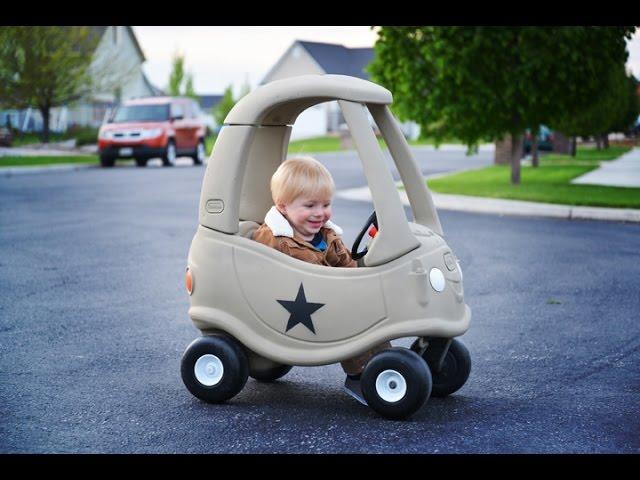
(65, 125, 98, 146)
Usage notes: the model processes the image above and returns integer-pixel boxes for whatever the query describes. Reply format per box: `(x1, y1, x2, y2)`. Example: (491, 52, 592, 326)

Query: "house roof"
(89, 26, 146, 62)
(260, 40, 375, 85)
(297, 41, 374, 80)
(198, 94, 224, 110)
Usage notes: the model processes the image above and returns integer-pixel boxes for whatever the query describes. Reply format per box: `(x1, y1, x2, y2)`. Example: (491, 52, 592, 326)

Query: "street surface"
(1, 148, 639, 453)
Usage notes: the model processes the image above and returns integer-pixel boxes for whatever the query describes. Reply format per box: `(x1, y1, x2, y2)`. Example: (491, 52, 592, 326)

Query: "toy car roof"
(225, 74, 393, 126)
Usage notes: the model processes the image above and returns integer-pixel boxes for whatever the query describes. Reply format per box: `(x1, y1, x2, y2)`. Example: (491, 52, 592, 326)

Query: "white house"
(0, 26, 160, 133)
(260, 40, 420, 141)
(68, 26, 160, 128)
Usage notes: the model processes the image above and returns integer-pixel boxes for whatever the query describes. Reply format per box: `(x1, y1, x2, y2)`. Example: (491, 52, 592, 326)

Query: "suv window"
(190, 100, 201, 119)
(171, 102, 185, 120)
(112, 104, 170, 122)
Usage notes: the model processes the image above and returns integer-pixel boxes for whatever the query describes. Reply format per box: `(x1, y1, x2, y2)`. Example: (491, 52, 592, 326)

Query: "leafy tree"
(212, 85, 236, 126)
(167, 52, 186, 96)
(0, 26, 98, 142)
(167, 51, 198, 99)
(184, 73, 197, 99)
(609, 73, 640, 141)
(369, 26, 635, 184)
(550, 67, 639, 153)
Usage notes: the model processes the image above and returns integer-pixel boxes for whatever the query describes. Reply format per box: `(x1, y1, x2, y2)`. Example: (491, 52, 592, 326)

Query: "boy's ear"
(276, 203, 287, 215)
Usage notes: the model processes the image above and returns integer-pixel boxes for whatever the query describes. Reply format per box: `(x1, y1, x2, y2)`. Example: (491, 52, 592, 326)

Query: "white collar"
(264, 206, 343, 238)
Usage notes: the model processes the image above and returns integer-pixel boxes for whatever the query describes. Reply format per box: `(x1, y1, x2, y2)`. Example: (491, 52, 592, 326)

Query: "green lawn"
(0, 155, 98, 167)
(203, 133, 464, 156)
(10, 127, 99, 147)
(287, 135, 464, 155)
(11, 132, 68, 147)
(537, 146, 631, 165)
(288, 136, 343, 154)
(426, 146, 640, 209)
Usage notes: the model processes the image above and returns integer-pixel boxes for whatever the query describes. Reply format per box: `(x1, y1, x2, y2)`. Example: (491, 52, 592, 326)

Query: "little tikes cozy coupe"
(181, 75, 471, 420)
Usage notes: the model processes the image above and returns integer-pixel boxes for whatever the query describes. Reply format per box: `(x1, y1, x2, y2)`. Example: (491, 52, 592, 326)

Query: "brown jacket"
(252, 206, 356, 268)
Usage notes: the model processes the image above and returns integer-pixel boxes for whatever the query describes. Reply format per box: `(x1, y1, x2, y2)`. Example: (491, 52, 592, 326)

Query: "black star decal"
(277, 283, 325, 334)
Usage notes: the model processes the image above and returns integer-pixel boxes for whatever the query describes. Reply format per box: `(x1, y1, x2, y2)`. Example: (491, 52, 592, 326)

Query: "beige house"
(261, 40, 420, 141)
(69, 26, 159, 128)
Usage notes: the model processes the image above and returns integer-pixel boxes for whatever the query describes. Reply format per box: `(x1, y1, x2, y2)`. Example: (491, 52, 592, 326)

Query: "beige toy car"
(181, 74, 472, 420)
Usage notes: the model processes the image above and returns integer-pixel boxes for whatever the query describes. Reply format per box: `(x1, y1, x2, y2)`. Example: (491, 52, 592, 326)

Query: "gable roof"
(89, 26, 146, 62)
(261, 40, 375, 85)
(296, 41, 374, 80)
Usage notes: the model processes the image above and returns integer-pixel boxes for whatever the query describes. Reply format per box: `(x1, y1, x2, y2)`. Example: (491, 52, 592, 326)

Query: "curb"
(336, 184, 640, 224)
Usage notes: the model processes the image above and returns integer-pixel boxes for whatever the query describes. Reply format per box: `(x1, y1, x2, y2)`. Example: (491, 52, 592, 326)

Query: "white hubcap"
(194, 354, 224, 386)
(375, 369, 407, 402)
(197, 142, 205, 161)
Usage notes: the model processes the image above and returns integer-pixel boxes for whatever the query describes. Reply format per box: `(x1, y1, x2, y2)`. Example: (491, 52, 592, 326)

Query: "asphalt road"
(1, 150, 639, 453)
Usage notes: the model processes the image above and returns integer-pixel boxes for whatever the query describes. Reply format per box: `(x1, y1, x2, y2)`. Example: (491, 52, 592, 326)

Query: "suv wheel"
(134, 157, 148, 167)
(162, 140, 176, 167)
(100, 155, 115, 168)
(192, 139, 206, 165)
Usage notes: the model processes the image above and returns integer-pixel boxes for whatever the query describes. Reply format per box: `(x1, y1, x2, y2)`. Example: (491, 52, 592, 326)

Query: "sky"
(133, 26, 640, 96)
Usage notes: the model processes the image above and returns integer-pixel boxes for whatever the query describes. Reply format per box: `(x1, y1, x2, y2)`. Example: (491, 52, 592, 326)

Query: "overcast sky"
(133, 26, 640, 96)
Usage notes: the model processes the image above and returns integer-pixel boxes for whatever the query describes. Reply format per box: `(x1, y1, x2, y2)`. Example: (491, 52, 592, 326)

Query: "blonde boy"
(252, 157, 391, 397)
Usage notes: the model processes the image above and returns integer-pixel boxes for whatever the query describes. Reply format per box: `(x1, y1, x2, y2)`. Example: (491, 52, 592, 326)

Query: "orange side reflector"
(185, 267, 193, 295)
(368, 225, 378, 238)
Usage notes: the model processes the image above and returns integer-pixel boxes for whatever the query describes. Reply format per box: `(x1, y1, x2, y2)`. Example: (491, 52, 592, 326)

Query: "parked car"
(98, 97, 207, 168)
(0, 127, 13, 147)
(523, 125, 554, 154)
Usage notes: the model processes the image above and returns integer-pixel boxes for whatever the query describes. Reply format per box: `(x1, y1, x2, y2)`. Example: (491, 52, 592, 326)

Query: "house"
(260, 40, 420, 141)
(0, 26, 160, 134)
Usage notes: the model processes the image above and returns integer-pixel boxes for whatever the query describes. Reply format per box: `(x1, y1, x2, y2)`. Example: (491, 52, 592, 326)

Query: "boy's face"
(278, 194, 332, 240)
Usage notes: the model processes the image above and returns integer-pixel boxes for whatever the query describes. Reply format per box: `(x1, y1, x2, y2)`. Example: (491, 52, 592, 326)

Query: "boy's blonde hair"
(271, 156, 335, 205)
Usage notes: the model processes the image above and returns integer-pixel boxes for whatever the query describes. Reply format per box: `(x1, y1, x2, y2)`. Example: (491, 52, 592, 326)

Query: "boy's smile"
(278, 195, 332, 242)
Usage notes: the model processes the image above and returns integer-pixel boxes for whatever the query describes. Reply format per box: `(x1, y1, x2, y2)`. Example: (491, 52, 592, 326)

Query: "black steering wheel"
(351, 211, 378, 260)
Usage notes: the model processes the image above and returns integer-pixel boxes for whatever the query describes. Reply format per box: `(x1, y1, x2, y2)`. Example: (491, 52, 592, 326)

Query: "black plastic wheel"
(411, 338, 471, 397)
(361, 347, 432, 420)
(181, 334, 249, 403)
(245, 348, 293, 382)
(250, 364, 293, 382)
(99, 155, 115, 167)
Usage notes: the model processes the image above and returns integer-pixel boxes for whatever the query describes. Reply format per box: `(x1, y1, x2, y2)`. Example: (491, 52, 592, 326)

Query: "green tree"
(550, 67, 639, 152)
(213, 85, 236, 126)
(167, 51, 185, 96)
(609, 73, 640, 141)
(184, 73, 197, 99)
(0, 26, 98, 142)
(369, 26, 636, 184)
(167, 51, 198, 99)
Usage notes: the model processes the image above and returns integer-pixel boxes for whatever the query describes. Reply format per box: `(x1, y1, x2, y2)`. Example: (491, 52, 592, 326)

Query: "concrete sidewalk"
(337, 184, 640, 223)
(571, 147, 640, 188)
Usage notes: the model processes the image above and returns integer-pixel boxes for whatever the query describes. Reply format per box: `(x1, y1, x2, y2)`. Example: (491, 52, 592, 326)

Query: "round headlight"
(429, 268, 446, 292)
